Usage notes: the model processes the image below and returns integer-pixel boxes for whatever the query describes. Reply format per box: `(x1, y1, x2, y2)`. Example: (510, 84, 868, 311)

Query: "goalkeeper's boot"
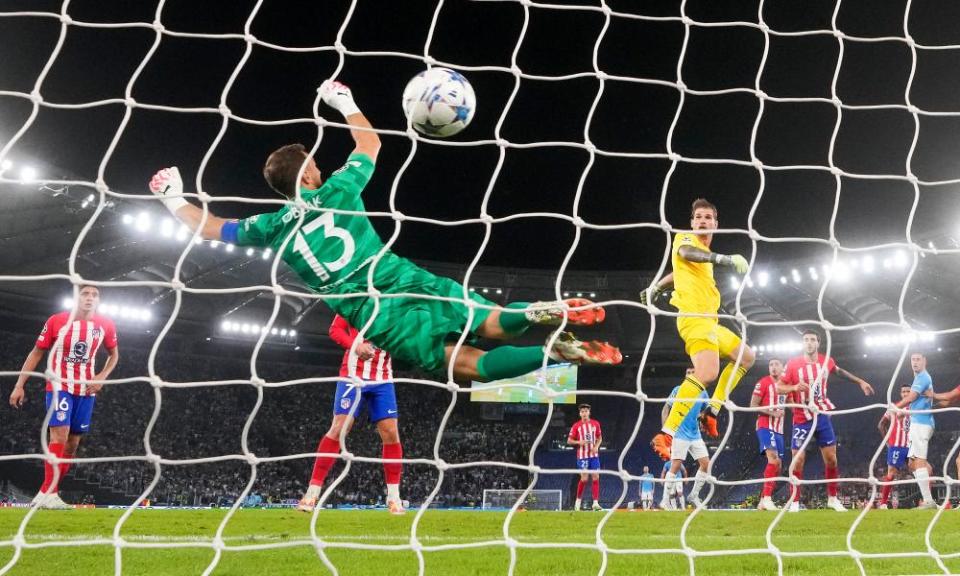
(547, 332, 622, 365)
(787, 500, 800, 513)
(591, 501, 602, 512)
(917, 499, 937, 510)
(41, 494, 72, 510)
(826, 497, 847, 512)
(526, 299, 606, 327)
(574, 498, 582, 511)
(757, 496, 779, 511)
(650, 433, 673, 461)
(875, 502, 889, 510)
(387, 498, 406, 515)
(29, 491, 46, 508)
(699, 412, 720, 439)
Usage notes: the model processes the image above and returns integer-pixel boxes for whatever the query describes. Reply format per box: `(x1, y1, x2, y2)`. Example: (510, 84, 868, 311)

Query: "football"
(402, 67, 476, 138)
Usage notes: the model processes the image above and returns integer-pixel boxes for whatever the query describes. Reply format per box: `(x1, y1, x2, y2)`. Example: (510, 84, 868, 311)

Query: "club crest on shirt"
(92, 327, 103, 340)
(340, 397, 351, 410)
(56, 411, 67, 422)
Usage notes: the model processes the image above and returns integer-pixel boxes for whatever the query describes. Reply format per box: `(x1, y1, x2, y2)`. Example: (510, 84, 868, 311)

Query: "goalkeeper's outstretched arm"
(319, 80, 380, 162)
(677, 245, 749, 274)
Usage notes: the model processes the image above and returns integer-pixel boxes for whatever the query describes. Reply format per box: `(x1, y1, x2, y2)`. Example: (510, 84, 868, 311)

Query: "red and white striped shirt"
(882, 411, 910, 448)
(329, 315, 392, 381)
(568, 419, 602, 460)
(36, 312, 117, 396)
(781, 354, 837, 426)
(753, 375, 786, 434)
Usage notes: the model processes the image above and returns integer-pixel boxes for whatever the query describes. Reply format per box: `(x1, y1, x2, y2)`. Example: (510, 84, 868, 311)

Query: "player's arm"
(147, 168, 233, 241)
(677, 245, 749, 274)
(775, 377, 808, 396)
(566, 434, 585, 447)
(932, 387, 960, 407)
(878, 413, 890, 435)
(640, 273, 674, 306)
(319, 80, 380, 162)
(9, 346, 45, 408)
(835, 365, 874, 396)
(329, 315, 375, 361)
(88, 345, 120, 395)
(661, 402, 670, 426)
(749, 391, 778, 416)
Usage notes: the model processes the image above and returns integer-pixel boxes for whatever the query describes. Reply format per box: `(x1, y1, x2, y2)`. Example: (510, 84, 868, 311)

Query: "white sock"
(663, 472, 676, 501)
(691, 470, 709, 499)
(387, 483, 400, 501)
(304, 484, 322, 500)
(914, 468, 933, 502)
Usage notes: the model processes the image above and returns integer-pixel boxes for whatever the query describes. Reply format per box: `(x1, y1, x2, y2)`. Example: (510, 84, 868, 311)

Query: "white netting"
(2, 1, 960, 575)
(482, 489, 561, 511)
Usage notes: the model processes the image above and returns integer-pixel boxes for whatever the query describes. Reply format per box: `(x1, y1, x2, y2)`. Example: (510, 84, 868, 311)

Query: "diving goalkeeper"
(148, 80, 621, 382)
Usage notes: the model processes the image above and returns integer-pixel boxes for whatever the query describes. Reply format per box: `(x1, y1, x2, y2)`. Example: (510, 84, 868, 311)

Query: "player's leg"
(299, 381, 361, 512)
(708, 334, 755, 418)
(651, 331, 720, 459)
(37, 391, 77, 508)
(55, 394, 94, 505)
(690, 451, 710, 507)
(814, 416, 845, 511)
(878, 456, 899, 509)
(370, 384, 405, 515)
(758, 430, 782, 510)
(445, 338, 620, 383)
(477, 298, 607, 340)
(908, 424, 936, 507)
(576, 469, 588, 510)
(788, 426, 809, 511)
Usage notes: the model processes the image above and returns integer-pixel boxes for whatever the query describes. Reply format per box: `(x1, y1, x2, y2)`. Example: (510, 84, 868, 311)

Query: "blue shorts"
(333, 381, 398, 423)
(756, 428, 784, 459)
(45, 391, 96, 434)
(791, 415, 836, 450)
(577, 457, 600, 471)
(887, 446, 909, 470)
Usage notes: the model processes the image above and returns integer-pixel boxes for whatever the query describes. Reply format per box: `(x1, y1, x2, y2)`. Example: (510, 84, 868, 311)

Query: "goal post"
(482, 489, 562, 512)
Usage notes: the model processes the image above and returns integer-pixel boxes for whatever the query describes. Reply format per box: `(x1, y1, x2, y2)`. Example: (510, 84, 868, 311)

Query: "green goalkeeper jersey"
(235, 153, 383, 292)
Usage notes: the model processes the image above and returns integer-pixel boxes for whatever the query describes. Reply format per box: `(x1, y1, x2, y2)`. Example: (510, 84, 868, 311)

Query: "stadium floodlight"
(246, 248, 254, 256)
(210, 240, 220, 249)
(0, 159, 11, 171)
(893, 250, 907, 268)
(241, 324, 251, 334)
(779, 276, 787, 285)
(808, 267, 819, 281)
(140, 309, 151, 321)
(745, 277, 754, 288)
(270, 327, 278, 335)
(280, 329, 288, 336)
(175, 225, 189, 242)
(589, 292, 596, 298)
(160, 218, 174, 238)
(62, 297, 74, 309)
(221, 320, 231, 332)
(563, 292, 569, 297)
(482, 288, 489, 293)
(928, 241, 936, 249)
(882, 258, 892, 269)
(757, 271, 769, 287)
(225, 243, 235, 253)
(729, 276, 740, 289)
(193, 236, 203, 245)
(18, 165, 36, 183)
(496, 288, 503, 295)
(294, 346, 301, 351)
(121, 213, 134, 225)
(862, 255, 875, 273)
(791, 269, 801, 283)
(134, 211, 152, 233)
(865, 337, 873, 347)
(289, 330, 296, 338)
(262, 248, 272, 260)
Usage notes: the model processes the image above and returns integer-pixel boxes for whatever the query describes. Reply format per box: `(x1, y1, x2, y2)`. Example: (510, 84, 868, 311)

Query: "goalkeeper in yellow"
(646, 199, 755, 460)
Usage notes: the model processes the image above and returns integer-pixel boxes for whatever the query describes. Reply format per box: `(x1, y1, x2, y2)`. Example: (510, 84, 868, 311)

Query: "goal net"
(482, 489, 562, 512)
(1, 1, 960, 575)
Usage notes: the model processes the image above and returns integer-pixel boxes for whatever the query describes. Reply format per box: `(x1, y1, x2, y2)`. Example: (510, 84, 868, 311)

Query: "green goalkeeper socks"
(476, 345, 550, 382)
(497, 302, 533, 335)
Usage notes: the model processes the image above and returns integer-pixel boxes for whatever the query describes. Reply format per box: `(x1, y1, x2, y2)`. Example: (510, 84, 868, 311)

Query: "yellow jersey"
(669, 232, 720, 314)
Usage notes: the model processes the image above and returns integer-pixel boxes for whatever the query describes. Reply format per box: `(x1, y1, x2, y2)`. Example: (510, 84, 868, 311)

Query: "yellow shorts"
(677, 316, 742, 358)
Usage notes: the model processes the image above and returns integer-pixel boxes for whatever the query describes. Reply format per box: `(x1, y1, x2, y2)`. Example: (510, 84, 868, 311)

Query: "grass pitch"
(0, 507, 957, 575)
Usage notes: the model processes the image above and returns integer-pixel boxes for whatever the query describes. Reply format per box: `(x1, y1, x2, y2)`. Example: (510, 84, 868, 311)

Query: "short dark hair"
(578, 403, 591, 410)
(691, 198, 718, 219)
(78, 284, 99, 293)
(263, 143, 308, 199)
(801, 329, 820, 340)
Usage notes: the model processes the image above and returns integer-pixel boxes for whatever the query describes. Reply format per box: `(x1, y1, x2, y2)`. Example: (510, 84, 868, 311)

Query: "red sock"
(576, 480, 585, 499)
(825, 466, 839, 497)
(309, 436, 341, 487)
(791, 469, 803, 502)
(762, 462, 779, 497)
(879, 473, 894, 505)
(40, 443, 66, 494)
(591, 479, 600, 501)
(382, 442, 403, 486)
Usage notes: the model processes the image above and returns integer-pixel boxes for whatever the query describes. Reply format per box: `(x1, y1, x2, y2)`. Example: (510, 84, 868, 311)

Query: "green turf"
(0, 508, 957, 575)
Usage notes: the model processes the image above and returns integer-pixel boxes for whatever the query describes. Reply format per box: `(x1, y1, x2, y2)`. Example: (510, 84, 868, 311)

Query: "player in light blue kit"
(660, 373, 711, 510)
(893, 352, 936, 509)
(638, 466, 654, 510)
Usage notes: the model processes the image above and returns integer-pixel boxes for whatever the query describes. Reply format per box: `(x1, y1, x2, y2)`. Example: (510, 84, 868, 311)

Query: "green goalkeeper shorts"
(329, 252, 495, 373)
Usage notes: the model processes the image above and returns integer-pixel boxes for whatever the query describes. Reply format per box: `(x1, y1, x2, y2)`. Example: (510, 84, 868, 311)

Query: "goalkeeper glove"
(713, 253, 749, 275)
(639, 284, 664, 307)
(319, 79, 361, 117)
(148, 167, 189, 214)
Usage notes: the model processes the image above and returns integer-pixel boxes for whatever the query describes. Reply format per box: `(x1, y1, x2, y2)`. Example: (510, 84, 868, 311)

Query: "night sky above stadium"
(3, 0, 960, 273)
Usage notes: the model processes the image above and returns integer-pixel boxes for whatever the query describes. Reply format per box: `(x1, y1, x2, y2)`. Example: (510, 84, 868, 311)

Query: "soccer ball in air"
(402, 67, 476, 138)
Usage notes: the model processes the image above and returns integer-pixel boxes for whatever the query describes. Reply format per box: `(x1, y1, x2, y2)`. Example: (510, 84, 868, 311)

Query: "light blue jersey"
(640, 473, 654, 494)
(910, 370, 934, 428)
(667, 386, 709, 441)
